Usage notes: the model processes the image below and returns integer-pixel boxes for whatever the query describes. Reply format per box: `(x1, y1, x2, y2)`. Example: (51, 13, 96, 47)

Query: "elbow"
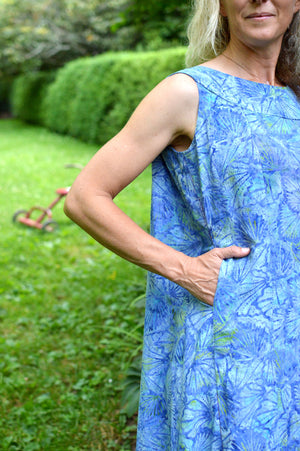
(64, 184, 113, 229)
(64, 189, 82, 223)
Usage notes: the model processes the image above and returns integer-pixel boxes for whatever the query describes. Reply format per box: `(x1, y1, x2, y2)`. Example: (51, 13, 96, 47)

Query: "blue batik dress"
(136, 66, 300, 450)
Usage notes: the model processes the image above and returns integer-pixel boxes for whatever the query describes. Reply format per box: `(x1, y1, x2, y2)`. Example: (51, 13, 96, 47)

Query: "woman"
(65, 0, 300, 449)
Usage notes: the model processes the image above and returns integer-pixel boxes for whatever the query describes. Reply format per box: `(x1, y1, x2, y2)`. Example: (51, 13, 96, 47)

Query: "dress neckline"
(177, 65, 300, 119)
(196, 65, 288, 90)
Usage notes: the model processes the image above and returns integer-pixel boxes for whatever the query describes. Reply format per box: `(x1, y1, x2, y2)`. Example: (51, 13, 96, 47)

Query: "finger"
(218, 245, 251, 260)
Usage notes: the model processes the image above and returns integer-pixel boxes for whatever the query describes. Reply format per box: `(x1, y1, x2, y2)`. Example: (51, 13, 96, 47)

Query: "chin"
(242, 29, 284, 48)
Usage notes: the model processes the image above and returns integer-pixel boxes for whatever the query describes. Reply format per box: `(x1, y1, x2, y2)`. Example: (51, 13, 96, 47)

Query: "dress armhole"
(166, 71, 201, 154)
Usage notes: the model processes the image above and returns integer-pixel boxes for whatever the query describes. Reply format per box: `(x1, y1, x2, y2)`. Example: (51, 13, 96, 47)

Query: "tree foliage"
(122, 0, 191, 50)
(0, 0, 191, 76)
(0, 0, 131, 75)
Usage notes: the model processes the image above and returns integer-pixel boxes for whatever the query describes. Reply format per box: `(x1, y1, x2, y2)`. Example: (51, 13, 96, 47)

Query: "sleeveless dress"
(136, 66, 300, 450)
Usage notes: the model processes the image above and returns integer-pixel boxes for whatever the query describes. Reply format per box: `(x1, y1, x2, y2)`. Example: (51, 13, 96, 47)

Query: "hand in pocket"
(178, 246, 250, 306)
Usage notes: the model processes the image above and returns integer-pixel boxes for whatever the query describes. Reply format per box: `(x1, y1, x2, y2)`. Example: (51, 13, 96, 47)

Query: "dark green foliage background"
(123, 1, 190, 49)
(0, 77, 13, 113)
(0, 0, 190, 76)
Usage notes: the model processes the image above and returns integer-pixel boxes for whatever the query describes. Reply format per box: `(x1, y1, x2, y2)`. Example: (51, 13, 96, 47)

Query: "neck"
(223, 39, 283, 86)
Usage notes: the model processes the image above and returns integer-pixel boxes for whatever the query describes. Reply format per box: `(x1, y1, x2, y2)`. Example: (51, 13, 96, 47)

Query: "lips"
(246, 12, 275, 19)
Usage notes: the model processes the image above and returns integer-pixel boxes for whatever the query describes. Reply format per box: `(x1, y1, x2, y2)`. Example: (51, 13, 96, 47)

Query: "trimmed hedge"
(43, 52, 128, 140)
(11, 47, 186, 144)
(11, 71, 56, 124)
(44, 47, 186, 144)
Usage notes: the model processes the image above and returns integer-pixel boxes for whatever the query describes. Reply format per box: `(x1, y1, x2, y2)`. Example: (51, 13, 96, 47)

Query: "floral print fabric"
(136, 67, 300, 450)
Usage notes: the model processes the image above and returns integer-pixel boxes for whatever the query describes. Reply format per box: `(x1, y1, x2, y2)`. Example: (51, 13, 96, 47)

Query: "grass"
(0, 119, 151, 450)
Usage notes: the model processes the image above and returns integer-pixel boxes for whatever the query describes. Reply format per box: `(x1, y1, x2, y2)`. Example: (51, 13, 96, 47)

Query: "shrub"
(44, 47, 186, 144)
(43, 52, 131, 141)
(11, 71, 56, 124)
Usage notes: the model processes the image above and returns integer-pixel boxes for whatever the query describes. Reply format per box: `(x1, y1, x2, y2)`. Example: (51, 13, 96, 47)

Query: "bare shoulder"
(134, 72, 199, 114)
(153, 72, 199, 108)
(126, 72, 199, 144)
(164, 71, 199, 91)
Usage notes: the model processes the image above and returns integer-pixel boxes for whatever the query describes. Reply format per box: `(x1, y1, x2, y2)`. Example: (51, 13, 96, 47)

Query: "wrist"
(164, 251, 192, 286)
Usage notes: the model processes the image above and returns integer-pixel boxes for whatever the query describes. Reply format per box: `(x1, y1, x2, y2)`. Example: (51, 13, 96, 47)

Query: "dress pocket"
(213, 257, 228, 311)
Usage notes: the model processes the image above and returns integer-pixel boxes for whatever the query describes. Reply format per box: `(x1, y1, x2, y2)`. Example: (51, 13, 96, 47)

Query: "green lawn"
(0, 120, 151, 450)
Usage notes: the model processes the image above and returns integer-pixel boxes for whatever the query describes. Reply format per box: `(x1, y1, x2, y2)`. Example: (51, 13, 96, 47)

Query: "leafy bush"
(43, 47, 186, 144)
(43, 52, 129, 140)
(11, 71, 56, 124)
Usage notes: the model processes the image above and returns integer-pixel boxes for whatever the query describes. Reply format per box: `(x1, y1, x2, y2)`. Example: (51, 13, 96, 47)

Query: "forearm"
(64, 191, 189, 283)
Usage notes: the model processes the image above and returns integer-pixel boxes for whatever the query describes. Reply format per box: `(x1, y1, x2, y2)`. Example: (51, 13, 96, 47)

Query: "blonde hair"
(186, 0, 228, 65)
(186, 0, 300, 96)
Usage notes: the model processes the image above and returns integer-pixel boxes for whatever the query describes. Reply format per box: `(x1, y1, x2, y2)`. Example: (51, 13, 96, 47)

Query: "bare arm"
(64, 74, 250, 305)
